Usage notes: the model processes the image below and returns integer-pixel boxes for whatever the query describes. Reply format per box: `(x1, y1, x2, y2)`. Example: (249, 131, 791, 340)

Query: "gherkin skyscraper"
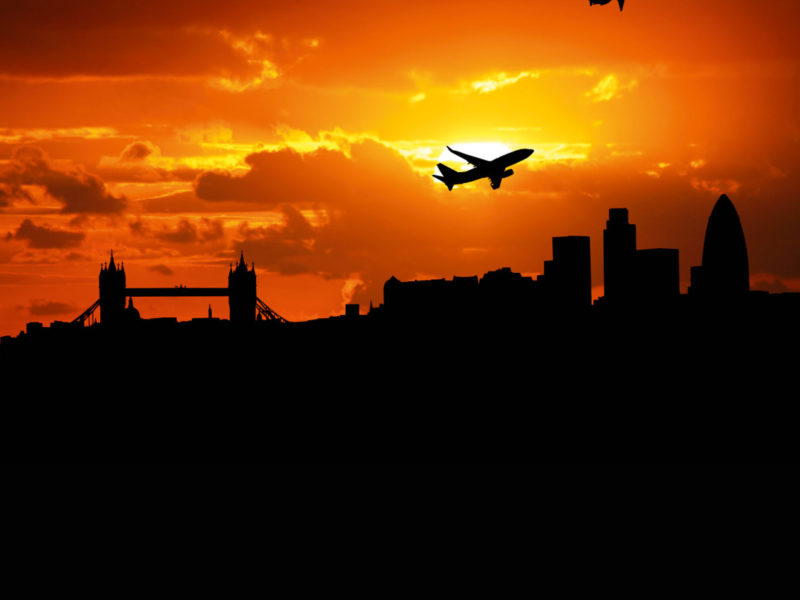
(690, 194, 750, 298)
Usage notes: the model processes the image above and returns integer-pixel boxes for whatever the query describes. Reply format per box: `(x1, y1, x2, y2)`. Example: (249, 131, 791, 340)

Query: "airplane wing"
(447, 146, 491, 168)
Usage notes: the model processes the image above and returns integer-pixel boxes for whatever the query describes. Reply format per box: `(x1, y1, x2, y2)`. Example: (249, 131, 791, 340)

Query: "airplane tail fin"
(433, 163, 458, 191)
(433, 174, 451, 190)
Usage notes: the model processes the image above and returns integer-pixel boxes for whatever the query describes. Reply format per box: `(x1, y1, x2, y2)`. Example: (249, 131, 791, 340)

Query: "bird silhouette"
(590, 0, 625, 10)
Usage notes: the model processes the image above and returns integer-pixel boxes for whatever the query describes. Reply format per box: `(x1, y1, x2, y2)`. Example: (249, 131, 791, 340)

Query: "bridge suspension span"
(72, 252, 289, 325)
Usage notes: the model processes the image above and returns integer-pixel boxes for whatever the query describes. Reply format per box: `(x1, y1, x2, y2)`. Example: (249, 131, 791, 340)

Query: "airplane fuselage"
(434, 147, 534, 190)
(495, 148, 534, 169)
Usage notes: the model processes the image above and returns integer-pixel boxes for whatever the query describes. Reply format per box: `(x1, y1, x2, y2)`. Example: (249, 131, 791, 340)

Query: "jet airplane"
(589, 0, 625, 10)
(433, 146, 534, 190)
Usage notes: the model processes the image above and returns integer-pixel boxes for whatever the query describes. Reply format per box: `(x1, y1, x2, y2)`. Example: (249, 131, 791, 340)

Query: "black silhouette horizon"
(2, 192, 798, 465)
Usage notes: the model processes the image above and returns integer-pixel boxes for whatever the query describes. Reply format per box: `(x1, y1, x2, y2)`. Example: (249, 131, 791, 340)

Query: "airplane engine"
(491, 169, 516, 189)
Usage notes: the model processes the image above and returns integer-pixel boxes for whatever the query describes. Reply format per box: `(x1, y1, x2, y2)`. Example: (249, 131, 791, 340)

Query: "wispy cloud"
(585, 74, 637, 102)
(0, 127, 123, 143)
(470, 71, 540, 94)
(210, 29, 320, 92)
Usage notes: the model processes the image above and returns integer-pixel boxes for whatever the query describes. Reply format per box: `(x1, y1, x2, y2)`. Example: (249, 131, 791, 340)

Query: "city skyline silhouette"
(1, 2, 799, 463)
(2, 192, 798, 464)
(2, 192, 787, 335)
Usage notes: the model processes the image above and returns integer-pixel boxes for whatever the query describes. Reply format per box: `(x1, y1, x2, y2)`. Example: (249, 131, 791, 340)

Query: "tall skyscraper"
(603, 208, 636, 303)
(690, 194, 749, 298)
(551, 236, 591, 309)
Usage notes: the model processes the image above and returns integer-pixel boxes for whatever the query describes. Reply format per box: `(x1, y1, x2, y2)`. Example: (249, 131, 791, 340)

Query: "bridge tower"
(99, 251, 126, 324)
(228, 251, 256, 322)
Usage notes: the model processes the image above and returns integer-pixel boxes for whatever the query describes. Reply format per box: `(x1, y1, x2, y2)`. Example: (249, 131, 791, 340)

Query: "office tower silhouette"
(228, 251, 257, 322)
(383, 274, 480, 320)
(542, 259, 554, 280)
(603, 208, 636, 303)
(99, 251, 126, 324)
(635, 249, 679, 301)
(384, 275, 444, 319)
(550, 236, 591, 309)
(690, 194, 749, 298)
(382, 267, 545, 321)
(480, 267, 540, 317)
(601, 209, 680, 306)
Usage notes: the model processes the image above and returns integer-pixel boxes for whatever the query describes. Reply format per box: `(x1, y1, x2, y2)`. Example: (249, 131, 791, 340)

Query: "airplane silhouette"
(590, 0, 624, 10)
(433, 146, 534, 190)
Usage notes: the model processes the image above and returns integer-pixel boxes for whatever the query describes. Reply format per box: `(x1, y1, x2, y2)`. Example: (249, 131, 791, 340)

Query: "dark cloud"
(28, 300, 78, 316)
(157, 219, 201, 243)
(149, 264, 175, 276)
(0, 146, 126, 214)
(234, 206, 315, 275)
(0, 2, 328, 83)
(198, 218, 225, 242)
(193, 145, 356, 205)
(5, 219, 85, 249)
(131, 217, 225, 244)
(129, 218, 148, 237)
(0, 9, 252, 79)
(120, 141, 155, 162)
(194, 139, 428, 207)
(0, 182, 33, 207)
(95, 141, 199, 184)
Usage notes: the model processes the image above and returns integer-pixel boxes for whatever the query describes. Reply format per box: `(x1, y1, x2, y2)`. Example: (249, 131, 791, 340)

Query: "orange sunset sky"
(1, 0, 799, 334)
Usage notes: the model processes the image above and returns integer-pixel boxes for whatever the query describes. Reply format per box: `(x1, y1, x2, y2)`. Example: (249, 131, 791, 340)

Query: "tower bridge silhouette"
(73, 250, 287, 325)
